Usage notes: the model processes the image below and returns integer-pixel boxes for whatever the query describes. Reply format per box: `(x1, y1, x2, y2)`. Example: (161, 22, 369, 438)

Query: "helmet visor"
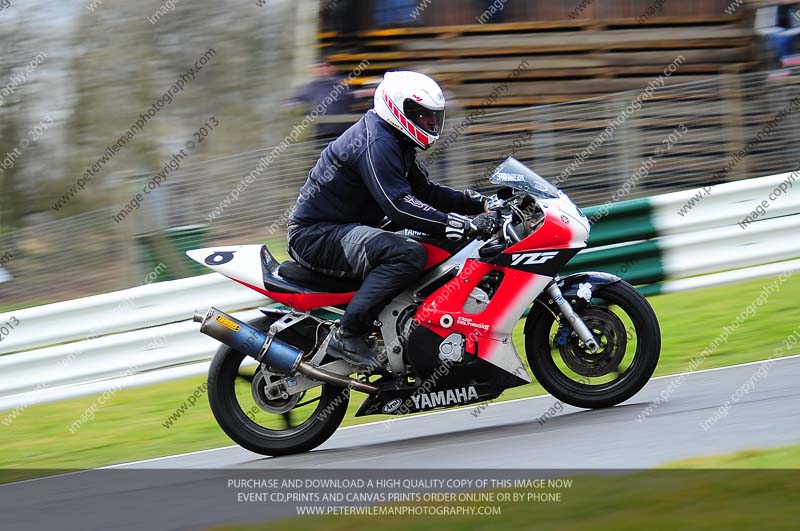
(403, 99, 444, 135)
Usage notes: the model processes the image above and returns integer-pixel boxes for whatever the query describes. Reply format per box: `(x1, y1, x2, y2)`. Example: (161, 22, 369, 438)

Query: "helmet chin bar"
(414, 135, 435, 150)
(391, 114, 437, 150)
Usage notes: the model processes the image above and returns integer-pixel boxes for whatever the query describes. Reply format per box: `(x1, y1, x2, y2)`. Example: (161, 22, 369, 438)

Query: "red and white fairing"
(412, 189, 589, 381)
(187, 245, 359, 311)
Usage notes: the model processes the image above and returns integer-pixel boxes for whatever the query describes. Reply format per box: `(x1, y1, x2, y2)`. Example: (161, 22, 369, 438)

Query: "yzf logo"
(510, 251, 559, 266)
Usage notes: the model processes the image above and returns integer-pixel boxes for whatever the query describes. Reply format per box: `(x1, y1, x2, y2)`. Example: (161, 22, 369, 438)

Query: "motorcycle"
(187, 157, 661, 456)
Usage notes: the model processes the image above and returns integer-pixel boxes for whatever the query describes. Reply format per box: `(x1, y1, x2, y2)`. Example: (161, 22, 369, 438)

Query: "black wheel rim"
(543, 289, 646, 394)
(221, 352, 339, 441)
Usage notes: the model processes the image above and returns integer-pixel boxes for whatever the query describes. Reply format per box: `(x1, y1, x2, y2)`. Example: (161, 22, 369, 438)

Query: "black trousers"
(287, 222, 427, 334)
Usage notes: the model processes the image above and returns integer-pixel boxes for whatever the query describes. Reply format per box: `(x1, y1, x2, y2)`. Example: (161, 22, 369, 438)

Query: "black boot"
(327, 328, 382, 371)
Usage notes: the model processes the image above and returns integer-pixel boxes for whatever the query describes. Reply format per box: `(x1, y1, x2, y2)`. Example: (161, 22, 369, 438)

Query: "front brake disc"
(557, 306, 627, 377)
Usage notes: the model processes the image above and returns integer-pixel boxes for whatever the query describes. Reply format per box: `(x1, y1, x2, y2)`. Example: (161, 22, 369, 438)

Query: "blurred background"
(2, 2, 800, 506)
(1, 0, 799, 308)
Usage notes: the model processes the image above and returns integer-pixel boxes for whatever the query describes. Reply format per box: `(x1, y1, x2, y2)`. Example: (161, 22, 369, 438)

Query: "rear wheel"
(525, 280, 660, 409)
(207, 317, 349, 456)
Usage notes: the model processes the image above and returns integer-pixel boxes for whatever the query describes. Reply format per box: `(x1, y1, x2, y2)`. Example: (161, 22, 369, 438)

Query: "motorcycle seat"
(277, 260, 362, 293)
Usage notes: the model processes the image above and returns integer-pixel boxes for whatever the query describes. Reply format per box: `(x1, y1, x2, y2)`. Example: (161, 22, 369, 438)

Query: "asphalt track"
(2, 356, 799, 531)
(121, 355, 800, 469)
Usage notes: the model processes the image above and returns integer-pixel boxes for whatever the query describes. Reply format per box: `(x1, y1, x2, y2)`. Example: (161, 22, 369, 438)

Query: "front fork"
(545, 281, 600, 353)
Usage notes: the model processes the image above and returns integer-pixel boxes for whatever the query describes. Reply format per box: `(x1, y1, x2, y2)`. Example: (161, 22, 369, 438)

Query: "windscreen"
(489, 157, 560, 199)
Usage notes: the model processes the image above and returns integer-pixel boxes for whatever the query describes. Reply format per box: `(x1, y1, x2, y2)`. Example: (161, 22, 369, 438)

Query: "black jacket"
(288, 110, 484, 238)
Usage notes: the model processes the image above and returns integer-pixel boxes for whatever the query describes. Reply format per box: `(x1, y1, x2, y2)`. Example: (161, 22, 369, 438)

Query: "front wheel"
(525, 280, 660, 409)
(207, 317, 350, 456)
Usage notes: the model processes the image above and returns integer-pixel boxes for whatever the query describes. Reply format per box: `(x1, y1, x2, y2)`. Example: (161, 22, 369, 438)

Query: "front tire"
(525, 280, 660, 409)
(207, 317, 349, 456)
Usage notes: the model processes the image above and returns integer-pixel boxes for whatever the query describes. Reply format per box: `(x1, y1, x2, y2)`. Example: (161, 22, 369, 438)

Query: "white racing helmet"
(374, 71, 445, 150)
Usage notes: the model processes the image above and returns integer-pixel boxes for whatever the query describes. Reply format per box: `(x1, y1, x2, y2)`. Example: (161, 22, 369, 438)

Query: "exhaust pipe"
(194, 307, 301, 374)
(194, 308, 378, 394)
(296, 362, 378, 394)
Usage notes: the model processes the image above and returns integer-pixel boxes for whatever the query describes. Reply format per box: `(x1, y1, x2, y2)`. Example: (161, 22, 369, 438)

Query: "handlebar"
(484, 192, 540, 243)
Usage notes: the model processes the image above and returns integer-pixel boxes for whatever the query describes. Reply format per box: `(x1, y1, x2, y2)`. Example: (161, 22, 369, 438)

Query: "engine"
(438, 333, 465, 363)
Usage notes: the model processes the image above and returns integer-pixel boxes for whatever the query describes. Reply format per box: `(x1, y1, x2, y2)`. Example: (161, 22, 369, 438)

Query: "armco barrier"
(0, 273, 264, 356)
(0, 310, 263, 411)
(0, 171, 798, 410)
(564, 169, 800, 291)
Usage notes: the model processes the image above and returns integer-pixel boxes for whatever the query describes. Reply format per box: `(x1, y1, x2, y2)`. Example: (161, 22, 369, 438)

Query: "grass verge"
(664, 442, 800, 469)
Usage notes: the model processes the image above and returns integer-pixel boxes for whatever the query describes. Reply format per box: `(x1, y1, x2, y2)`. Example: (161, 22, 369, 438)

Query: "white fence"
(0, 275, 265, 410)
(0, 274, 263, 355)
(0, 171, 798, 410)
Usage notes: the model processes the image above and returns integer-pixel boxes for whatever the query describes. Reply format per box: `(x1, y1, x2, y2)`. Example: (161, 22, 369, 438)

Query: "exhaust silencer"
(194, 308, 380, 394)
(193, 307, 301, 374)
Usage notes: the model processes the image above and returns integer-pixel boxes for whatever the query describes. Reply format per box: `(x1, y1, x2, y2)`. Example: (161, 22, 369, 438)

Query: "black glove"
(470, 211, 501, 240)
(446, 212, 500, 241)
(464, 189, 488, 214)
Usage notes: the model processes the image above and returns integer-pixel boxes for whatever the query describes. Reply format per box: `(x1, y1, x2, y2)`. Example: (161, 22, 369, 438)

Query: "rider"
(287, 71, 499, 369)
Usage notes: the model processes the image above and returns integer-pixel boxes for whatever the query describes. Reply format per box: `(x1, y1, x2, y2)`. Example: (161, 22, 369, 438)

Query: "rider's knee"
(403, 240, 427, 273)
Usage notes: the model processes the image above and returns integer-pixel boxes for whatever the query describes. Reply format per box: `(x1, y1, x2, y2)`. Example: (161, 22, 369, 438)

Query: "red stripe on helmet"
(382, 90, 432, 148)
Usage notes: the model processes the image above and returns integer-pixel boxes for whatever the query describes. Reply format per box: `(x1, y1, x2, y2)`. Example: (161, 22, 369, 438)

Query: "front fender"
(524, 271, 621, 334)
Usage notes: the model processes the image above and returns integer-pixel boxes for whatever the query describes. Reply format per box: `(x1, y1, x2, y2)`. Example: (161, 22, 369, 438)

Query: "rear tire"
(207, 317, 349, 456)
(525, 281, 660, 409)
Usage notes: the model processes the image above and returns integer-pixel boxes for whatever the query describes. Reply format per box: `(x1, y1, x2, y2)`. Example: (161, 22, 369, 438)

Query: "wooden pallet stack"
(321, 1, 756, 107)
(317, 1, 794, 204)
